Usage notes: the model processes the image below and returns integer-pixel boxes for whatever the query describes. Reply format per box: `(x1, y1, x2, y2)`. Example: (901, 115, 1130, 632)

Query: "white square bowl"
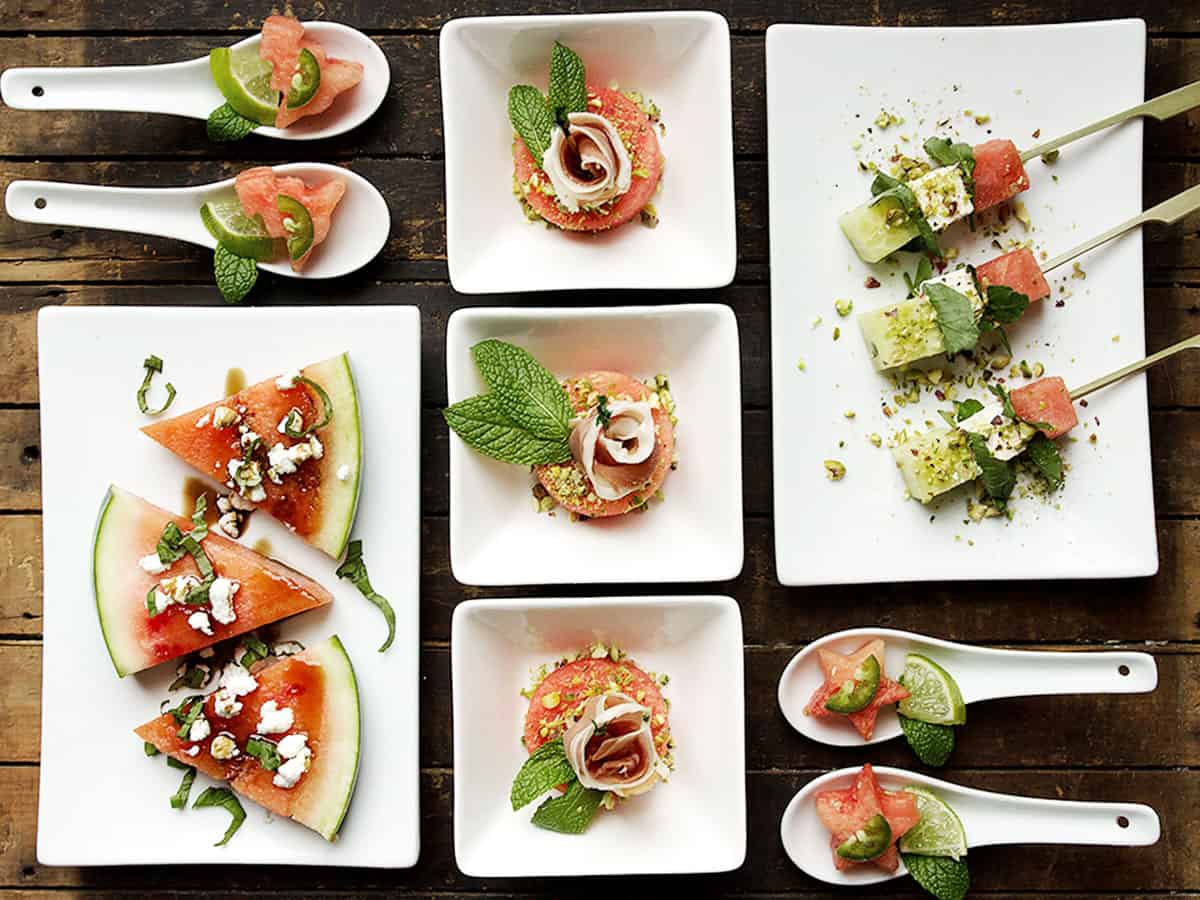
(446, 304, 744, 585)
(451, 595, 746, 877)
(440, 11, 737, 293)
(765, 20, 1155, 585)
(36, 306, 421, 867)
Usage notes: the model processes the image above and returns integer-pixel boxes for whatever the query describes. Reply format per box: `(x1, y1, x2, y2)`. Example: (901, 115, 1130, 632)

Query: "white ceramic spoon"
(781, 765, 1160, 887)
(0, 23, 388, 141)
(4, 163, 390, 280)
(778, 628, 1157, 747)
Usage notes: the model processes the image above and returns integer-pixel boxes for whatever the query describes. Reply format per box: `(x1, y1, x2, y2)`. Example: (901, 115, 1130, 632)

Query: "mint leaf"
(983, 285, 1029, 327)
(444, 394, 571, 465)
(1026, 432, 1064, 488)
(904, 256, 935, 298)
(924, 283, 979, 355)
(508, 84, 554, 165)
(511, 738, 577, 810)
(925, 136, 976, 200)
(214, 244, 258, 304)
(954, 399, 984, 422)
(870, 173, 941, 256)
(902, 852, 970, 900)
(898, 714, 955, 767)
(335, 539, 396, 653)
(966, 432, 1015, 503)
(530, 779, 605, 834)
(207, 103, 259, 142)
(470, 340, 573, 441)
(988, 383, 1016, 420)
(548, 42, 587, 117)
(193, 786, 246, 847)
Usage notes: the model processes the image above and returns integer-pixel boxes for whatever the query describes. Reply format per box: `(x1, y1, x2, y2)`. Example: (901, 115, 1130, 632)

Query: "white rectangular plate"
(36, 306, 421, 867)
(447, 304, 744, 585)
(440, 11, 737, 293)
(451, 595, 746, 877)
(766, 20, 1156, 585)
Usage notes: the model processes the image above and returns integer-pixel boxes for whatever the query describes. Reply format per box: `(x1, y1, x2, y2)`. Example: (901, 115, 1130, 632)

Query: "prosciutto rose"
(542, 112, 633, 213)
(563, 691, 664, 797)
(569, 399, 658, 501)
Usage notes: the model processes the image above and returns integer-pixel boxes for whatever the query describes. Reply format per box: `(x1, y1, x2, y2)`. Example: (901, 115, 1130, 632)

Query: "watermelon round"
(804, 639, 910, 741)
(135, 635, 360, 841)
(533, 371, 675, 519)
(140, 354, 361, 559)
(513, 85, 662, 232)
(1010, 376, 1078, 439)
(93, 486, 333, 676)
(976, 247, 1050, 303)
(234, 167, 348, 271)
(815, 764, 920, 872)
(523, 656, 669, 755)
(972, 139, 1030, 211)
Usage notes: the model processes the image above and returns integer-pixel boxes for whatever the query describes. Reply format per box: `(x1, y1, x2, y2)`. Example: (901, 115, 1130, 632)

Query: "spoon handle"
(963, 649, 1156, 703)
(960, 791, 1160, 849)
(4, 180, 209, 249)
(0, 60, 215, 119)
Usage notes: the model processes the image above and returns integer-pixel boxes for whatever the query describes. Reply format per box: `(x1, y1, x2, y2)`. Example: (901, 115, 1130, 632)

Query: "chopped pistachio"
(1041, 149, 1060, 164)
(834, 298, 854, 317)
(832, 327, 841, 341)
(868, 433, 883, 448)
(824, 459, 847, 481)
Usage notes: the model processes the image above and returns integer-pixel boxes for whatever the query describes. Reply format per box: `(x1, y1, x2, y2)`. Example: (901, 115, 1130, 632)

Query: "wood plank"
(0, 643, 40, 762)
(1, 765, 1194, 891)
(0, 409, 40, 510)
(0, 517, 40, 635)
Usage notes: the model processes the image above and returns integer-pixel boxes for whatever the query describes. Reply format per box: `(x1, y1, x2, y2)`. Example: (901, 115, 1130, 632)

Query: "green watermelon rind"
(293, 634, 361, 841)
(306, 353, 363, 559)
(92, 486, 143, 677)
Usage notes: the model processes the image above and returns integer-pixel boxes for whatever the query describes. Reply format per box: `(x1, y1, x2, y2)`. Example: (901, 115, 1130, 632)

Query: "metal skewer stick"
(1019, 80, 1200, 164)
(1070, 333, 1200, 402)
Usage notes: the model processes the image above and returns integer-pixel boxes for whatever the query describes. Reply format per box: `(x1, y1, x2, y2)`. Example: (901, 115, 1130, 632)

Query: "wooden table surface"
(1, 1, 1198, 897)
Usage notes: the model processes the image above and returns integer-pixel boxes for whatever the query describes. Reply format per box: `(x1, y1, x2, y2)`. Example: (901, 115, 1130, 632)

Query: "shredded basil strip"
(239, 634, 271, 669)
(169, 663, 209, 692)
(193, 787, 247, 847)
(169, 763, 197, 810)
(335, 539, 396, 653)
(145, 585, 161, 616)
(245, 736, 282, 771)
(168, 694, 205, 724)
(283, 375, 333, 438)
(143, 741, 160, 757)
(137, 354, 177, 416)
(175, 698, 205, 739)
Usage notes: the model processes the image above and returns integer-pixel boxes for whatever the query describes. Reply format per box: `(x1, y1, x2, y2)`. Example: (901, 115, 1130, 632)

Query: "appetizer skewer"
(840, 80, 1200, 263)
(860, 183, 1200, 371)
(895, 333, 1200, 504)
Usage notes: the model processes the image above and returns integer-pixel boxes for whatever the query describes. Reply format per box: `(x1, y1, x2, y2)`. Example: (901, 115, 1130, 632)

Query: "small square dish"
(451, 595, 746, 877)
(440, 11, 736, 293)
(36, 306, 421, 867)
(446, 304, 743, 585)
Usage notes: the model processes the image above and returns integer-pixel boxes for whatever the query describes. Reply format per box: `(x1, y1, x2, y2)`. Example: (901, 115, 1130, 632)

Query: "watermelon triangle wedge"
(136, 635, 360, 842)
(140, 353, 362, 559)
(94, 486, 334, 676)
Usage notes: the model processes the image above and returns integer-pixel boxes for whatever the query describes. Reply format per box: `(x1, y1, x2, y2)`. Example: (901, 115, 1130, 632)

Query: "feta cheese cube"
(138, 553, 169, 575)
(958, 403, 1036, 461)
(256, 700, 294, 735)
(909, 165, 974, 231)
(922, 267, 985, 317)
(208, 577, 240, 625)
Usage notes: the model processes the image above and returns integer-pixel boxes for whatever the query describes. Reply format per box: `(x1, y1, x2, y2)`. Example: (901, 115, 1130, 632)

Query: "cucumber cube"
(893, 428, 979, 503)
(839, 196, 920, 263)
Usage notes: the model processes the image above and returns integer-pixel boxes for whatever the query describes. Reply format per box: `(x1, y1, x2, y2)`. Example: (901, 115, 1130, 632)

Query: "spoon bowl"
(4, 163, 390, 280)
(0, 23, 388, 141)
(781, 765, 1160, 886)
(778, 628, 1157, 748)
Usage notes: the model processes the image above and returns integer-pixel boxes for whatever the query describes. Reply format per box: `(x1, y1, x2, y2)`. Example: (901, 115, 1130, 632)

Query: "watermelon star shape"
(815, 764, 921, 872)
(803, 639, 910, 740)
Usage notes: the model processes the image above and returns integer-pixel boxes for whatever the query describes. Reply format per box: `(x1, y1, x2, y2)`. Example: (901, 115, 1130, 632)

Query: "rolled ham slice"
(563, 692, 663, 798)
(569, 399, 658, 501)
(542, 112, 633, 213)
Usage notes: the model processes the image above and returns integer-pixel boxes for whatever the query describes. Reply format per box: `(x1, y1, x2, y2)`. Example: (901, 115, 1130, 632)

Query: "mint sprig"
(1026, 432, 1064, 488)
(982, 285, 1029, 329)
(207, 103, 259, 142)
(954, 399, 984, 422)
(870, 172, 941, 256)
(214, 244, 258, 304)
(904, 256, 935, 298)
(530, 778, 605, 834)
(966, 432, 1015, 504)
(898, 713, 955, 767)
(924, 283, 979, 356)
(548, 42, 587, 119)
(925, 137, 976, 201)
(444, 394, 571, 465)
(508, 84, 555, 165)
(511, 738, 578, 810)
(902, 851, 970, 900)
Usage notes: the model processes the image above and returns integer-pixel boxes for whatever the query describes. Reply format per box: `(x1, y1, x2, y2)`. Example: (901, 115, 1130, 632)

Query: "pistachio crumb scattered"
(824, 459, 847, 481)
(834, 298, 854, 317)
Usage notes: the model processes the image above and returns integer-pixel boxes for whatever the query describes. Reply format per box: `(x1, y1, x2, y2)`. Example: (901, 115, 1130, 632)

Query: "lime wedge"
(210, 46, 279, 126)
(277, 195, 314, 261)
(835, 812, 892, 861)
(285, 48, 321, 109)
(898, 653, 966, 726)
(899, 786, 968, 860)
(824, 654, 881, 714)
(200, 200, 276, 261)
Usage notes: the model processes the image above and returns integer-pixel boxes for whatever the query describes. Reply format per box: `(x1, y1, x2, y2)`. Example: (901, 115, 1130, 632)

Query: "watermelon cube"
(976, 247, 1050, 303)
(1010, 376, 1078, 439)
(972, 139, 1030, 211)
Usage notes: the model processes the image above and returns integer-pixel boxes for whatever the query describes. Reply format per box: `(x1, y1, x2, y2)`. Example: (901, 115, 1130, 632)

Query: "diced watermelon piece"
(976, 247, 1050, 303)
(140, 354, 361, 559)
(972, 139, 1030, 211)
(274, 40, 364, 130)
(234, 167, 347, 271)
(259, 14, 306, 95)
(814, 764, 919, 873)
(136, 635, 360, 841)
(804, 639, 910, 740)
(1010, 376, 1079, 439)
(93, 486, 333, 676)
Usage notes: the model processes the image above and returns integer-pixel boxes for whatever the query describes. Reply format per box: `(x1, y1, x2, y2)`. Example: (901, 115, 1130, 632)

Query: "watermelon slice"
(972, 139, 1030, 212)
(976, 247, 1050, 303)
(513, 86, 662, 232)
(93, 486, 333, 676)
(259, 15, 364, 130)
(815, 764, 920, 872)
(140, 354, 361, 559)
(804, 639, 910, 741)
(136, 635, 360, 841)
(1011, 376, 1079, 439)
(233, 167, 347, 271)
(260, 14, 306, 95)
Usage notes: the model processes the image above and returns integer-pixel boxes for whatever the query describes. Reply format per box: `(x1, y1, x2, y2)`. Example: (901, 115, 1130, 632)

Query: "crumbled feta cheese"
(958, 404, 1036, 461)
(267, 442, 300, 478)
(149, 573, 201, 615)
(212, 405, 240, 429)
(276, 369, 301, 390)
(920, 266, 985, 317)
(308, 435, 323, 459)
(208, 577, 239, 625)
(227, 457, 264, 492)
(239, 429, 261, 449)
(185, 744, 201, 757)
(216, 495, 232, 514)
(138, 553, 169, 575)
(272, 641, 304, 657)
(188, 714, 212, 742)
(909, 165, 974, 231)
(186, 610, 213, 636)
(276, 732, 308, 759)
(216, 511, 241, 538)
(195, 413, 211, 428)
(247, 484, 266, 502)
(210, 732, 239, 760)
(336, 464, 351, 482)
(256, 700, 294, 735)
(218, 664, 259, 697)
(212, 688, 243, 719)
(228, 492, 255, 512)
(272, 745, 312, 789)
